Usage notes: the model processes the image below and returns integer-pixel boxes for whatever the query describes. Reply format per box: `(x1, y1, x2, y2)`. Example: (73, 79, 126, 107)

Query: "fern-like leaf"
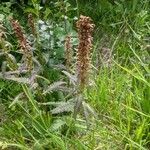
(51, 101, 74, 114)
(43, 81, 66, 94)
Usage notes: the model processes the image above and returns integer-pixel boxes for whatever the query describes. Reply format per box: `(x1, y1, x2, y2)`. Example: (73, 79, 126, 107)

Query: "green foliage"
(0, 0, 150, 149)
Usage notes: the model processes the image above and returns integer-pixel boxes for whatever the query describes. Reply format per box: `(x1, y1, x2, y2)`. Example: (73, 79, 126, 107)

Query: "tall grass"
(0, 0, 150, 149)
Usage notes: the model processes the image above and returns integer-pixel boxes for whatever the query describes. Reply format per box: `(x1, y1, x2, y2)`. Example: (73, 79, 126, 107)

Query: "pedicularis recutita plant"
(65, 34, 73, 71)
(76, 15, 95, 91)
(28, 13, 37, 37)
(72, 15, 96, 120)
(10, 18, 33, 71)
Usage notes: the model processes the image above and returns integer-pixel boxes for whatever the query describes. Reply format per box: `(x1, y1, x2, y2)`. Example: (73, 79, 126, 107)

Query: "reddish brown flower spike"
(28, 13, 36, 37)
(10, 19, 26, 45)
(10, 18, 33, 71)
(65, 34, 73, 71)
(76, 15, 95, 90)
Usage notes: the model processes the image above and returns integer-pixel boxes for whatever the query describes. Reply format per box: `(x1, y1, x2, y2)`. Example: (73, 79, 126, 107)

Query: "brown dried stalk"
(76, 15, 95, 90)
(65, 34, 73, 71)
(10, 18, 33, 71)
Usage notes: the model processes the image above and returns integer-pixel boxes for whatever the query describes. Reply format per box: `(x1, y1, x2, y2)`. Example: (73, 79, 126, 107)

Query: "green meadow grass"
(0, 0, 150, 149)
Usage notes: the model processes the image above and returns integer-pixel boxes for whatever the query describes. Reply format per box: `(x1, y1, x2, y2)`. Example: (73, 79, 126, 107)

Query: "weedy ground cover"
(0, 0, 149, 149)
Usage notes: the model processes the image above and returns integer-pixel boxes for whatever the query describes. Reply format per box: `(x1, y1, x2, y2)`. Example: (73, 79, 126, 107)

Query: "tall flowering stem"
(76, 15, 95, 90)
(65, 34, 73, 71)
(28, 13, 37, 37)
(28, 13, 42, 64)
(10, 18, 33, 71)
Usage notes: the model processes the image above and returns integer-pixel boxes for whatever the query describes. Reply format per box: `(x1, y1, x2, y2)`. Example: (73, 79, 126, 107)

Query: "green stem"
(75, 0, 79, 17)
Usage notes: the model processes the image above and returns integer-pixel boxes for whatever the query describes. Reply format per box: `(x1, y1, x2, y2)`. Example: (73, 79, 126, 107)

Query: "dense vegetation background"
(0, 0, 150, 149)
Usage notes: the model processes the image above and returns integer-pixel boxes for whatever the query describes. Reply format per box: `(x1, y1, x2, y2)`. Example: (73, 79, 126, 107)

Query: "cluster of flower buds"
(28, 13, 37, 37)
(76, 15, 95, 90)
(10, 18, 33, 71)
(65, 34, 73, 71)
